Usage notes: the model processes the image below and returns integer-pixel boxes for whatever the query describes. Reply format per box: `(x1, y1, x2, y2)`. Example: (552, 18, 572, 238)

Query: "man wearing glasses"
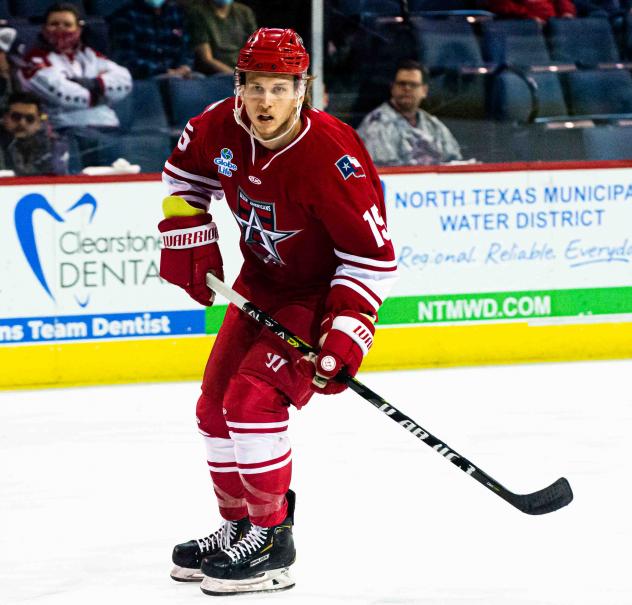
(0, 92, 68, 176)
(357, 59, 462, 166)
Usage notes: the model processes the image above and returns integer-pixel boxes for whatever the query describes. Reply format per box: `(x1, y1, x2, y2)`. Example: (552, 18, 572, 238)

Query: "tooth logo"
(14, 192, 97, 307)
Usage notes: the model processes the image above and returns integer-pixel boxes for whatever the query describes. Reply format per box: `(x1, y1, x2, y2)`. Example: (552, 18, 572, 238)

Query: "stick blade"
(510, 477, 574, 515)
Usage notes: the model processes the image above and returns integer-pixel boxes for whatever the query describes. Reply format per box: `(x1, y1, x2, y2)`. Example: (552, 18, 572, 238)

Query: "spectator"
(17, 3, 132, 169)
(110, 0, 194, 79)
(357, 60, 462, 167)
(185, 0, 257, 74)
(484, 0, 576, 22)
(0, 91, 69, 176)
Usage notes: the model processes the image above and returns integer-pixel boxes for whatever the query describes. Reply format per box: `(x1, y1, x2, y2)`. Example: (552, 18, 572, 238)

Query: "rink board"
(2, 162, 632, 389)
(3, 320, 632, 389)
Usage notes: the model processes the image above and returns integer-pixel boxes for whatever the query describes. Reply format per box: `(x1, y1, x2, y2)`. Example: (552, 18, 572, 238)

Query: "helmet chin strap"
(233, 78, 306, 145)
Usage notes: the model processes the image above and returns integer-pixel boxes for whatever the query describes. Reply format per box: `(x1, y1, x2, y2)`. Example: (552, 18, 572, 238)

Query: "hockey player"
(159, 27, 398, 595)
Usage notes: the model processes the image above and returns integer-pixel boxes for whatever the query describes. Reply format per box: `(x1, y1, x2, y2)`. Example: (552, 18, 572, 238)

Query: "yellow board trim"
(2, 322, 632, 390)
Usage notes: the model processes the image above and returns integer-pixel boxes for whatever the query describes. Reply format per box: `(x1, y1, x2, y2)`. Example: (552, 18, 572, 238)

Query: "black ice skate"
(170, 517, 251, 582)
(200, 490, 296, 595)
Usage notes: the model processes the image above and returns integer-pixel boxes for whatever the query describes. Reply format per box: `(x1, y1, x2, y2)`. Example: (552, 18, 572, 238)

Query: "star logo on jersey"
(232, 189, 301, 265)
(335, 154, 365, 180)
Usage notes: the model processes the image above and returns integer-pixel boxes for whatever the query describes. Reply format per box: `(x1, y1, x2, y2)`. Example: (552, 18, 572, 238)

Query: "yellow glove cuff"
(162, 195, 205, 218)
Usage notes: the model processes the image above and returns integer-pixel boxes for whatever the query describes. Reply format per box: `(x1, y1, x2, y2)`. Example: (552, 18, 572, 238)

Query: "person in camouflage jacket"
(357, 60, 462, 167)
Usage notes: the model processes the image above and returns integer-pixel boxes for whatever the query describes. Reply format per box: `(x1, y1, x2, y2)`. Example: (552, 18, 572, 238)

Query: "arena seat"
(82, 16, 109, 54)
(113, 79, 169, 135)
(337, 0, 400, 17)
(583, 125, 632, 159)
(113, 132, 172, 173)
(481, 19, 551, 67)
(348, 17, 418, 122)
(410, 16, 489, 118)
(409, 0, 472, 12)
(411, 16, 485, 69)
(11, 21, 39, 52)
(166, 74, 235, 131)
(0, 0, 10, 20)
(565, 70, 632, 116)
(491, 70, 567, 122)
(10, 0, 86, 19)
(548, 17, 621, 67)
(87, 0, 128, 17)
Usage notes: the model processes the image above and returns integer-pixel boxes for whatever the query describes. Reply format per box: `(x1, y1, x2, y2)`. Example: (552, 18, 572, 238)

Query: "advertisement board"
(0, 179, 242, 350)
(380, 166, 632, 327)
(1, 163, 631, 388)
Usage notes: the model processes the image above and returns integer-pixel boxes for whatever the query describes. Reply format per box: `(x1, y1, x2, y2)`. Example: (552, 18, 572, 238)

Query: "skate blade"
(200, 568, 295, 595)
(170, 565, 204, 582)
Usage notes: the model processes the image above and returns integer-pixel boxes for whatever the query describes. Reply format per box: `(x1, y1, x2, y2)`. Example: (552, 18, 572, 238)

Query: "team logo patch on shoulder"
(335, 154, 365, 180)
(213, 147, 238, 177)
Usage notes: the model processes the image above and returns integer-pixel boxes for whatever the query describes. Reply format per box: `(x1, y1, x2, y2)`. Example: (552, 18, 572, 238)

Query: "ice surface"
(1, 360, 631, 605)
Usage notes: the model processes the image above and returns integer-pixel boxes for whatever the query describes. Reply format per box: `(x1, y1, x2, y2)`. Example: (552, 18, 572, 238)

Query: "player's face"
(242, 73, 301, 141)
(391, 68, 427, 114)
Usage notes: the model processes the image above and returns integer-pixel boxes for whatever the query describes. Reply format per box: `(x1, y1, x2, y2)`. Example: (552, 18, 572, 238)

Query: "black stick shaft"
(207, 274, 573, 515)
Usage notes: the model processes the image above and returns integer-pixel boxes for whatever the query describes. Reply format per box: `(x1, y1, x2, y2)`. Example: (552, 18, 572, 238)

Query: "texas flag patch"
(335, 154, 366, 180)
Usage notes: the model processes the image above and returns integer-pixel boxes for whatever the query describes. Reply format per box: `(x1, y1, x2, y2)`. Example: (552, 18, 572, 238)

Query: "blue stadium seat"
(82, 17, 108, 54)
(87, 0, 128, 17)
(0, 0, 10, 19)
(410, 17, 489, 118)
(409, 0, 470, 11)
(411, 16, 484, 69)
(510, 124, 586, 161)
(481, 19, 551, 67)
(583, 126, 632, 159)
(113, 79, 168, 134)
(349, 18, 418, 120)
(167, 75, 235, 130)
(12, 21, 40, 53)
(361, 0, 400, 16)
(114, 132, 172, 173)
(337, 0, 362, 15)
(624, 13, 632, 61)
(338, 0, 400, 17)
(566, 70, 632, 116)
(10, 0, 87, 18)
(491, 71, 567, 122)
(548, 17, 621, 67)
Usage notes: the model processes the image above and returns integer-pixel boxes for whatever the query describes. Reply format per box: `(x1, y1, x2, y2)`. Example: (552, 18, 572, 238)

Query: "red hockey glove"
(158, 214, 223, 306)
(298, 311, 375, 395)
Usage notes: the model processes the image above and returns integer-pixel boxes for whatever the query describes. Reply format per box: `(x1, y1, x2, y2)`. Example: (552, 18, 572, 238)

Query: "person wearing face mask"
(110, 0, 194, 79)
(0, 91, 69, 176)
(184, 0, 257, 75)
(17, 3, 132, 170)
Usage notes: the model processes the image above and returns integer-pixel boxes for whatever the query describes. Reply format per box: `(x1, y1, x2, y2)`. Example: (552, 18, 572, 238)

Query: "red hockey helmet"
(236, 28, 310, 75)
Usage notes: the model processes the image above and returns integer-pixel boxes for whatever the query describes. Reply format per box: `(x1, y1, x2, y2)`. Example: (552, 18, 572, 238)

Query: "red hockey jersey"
(162, 98, 398, 317)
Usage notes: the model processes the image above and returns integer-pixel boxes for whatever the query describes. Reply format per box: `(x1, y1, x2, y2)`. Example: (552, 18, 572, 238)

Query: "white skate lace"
(196, 520, 235, 553)
(222, 525, 268, 562)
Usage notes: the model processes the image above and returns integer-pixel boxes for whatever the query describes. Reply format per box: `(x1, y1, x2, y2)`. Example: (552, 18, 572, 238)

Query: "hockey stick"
(207, 274, 573, 515)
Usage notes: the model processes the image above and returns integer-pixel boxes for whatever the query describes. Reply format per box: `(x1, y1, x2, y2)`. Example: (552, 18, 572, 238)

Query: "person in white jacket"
(18, 2, 133, 169)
